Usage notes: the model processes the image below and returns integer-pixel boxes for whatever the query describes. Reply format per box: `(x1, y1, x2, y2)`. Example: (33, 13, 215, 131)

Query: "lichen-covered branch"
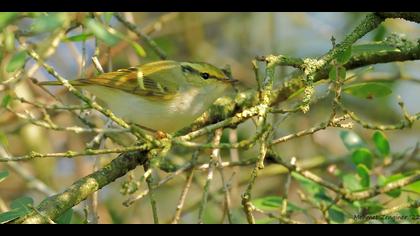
(11, 150, 148, 224)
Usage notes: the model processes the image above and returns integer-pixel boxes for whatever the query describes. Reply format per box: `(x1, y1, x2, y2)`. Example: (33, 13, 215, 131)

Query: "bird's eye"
(200, 72, 210, 80)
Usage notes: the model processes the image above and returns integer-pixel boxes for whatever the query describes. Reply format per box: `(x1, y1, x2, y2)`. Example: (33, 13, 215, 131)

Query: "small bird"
(39, 60, 237, 133)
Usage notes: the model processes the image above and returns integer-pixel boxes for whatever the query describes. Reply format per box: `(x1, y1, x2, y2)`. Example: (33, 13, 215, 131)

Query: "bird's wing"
(78, 61, 181, 100)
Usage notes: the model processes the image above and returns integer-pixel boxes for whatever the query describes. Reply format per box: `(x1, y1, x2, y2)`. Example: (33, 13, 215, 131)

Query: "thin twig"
(198, 129, 222, 224)
(242, 128, 271, 224)
(339, 102, 419, 131)
(270, 115, 349, 145)
(0, 144, 149, 162)
(114, 13, 167, 59)
(144, 165, 159, 224)
(0, 146, 55, 196)
(216, 141, 233, 223)
(171, 150, 200, 224)
(8, 107, 129, 134)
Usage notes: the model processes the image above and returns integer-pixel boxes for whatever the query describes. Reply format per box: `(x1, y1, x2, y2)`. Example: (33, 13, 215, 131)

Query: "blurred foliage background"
(0, 12, 419, 223)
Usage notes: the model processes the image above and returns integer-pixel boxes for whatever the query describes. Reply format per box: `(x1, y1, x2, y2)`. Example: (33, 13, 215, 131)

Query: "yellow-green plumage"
(39, 60, 235, 133)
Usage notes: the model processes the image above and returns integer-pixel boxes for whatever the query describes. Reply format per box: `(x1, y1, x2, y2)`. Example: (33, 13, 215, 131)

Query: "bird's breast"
(169, 87, 204, 116)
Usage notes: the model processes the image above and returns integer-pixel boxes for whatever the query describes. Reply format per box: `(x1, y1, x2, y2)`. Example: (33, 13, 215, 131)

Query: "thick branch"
(317, 13, 383, 71)
(315, 38, 420, 81)
(11, 151, 148, 224)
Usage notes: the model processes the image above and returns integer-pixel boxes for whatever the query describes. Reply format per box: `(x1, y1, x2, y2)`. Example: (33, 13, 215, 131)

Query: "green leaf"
(328, 206, 346, 223)
(366, 203, 384, 214)
(399, 207, 419, 220)
(0, 170, 9, 183)
(56, 208, 73, 224)
(356, 164, 370, 188)
(372, 131, 390, 156)
(252, 196, 304, 212)
(0, 208, 23, 223)
(403, 197, 419, 216)
(85, 18, 120, 46)
(342, 174, 363, 191)
(0, 196, 34, 223)
(1, 94, 12, 108)
(10, 196, 33, 212)
(292, 172, 333, 205)
(378, 174, 403, 198)
(6, 50, 27, 73)
(386, 189, 401, 198)
(356, 200, 384, 214)
(64, 33, 93, 42)
(336, 47, 352, 64)
(31, 13, 68, 33)
(352, 42, 400, 54)
(343, 82, 392, 99)
(0, 12, 18, 31)
(339, 130, 365, 151)
(373, 25, 387, 42)
(404, 180, 420, 194)
(129, 41, 146, 58)
(329, 66, 346, 81)
(378, 173, 409, 186)
(252, 196, 282, 210)
(351, 148, 373, 169)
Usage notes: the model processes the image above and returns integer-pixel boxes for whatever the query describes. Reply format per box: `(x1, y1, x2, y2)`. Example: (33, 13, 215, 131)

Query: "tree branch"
(11, 150, 148, 224)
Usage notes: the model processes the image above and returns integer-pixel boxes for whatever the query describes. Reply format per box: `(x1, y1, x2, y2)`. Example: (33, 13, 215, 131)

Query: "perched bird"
(39, 60, 237, 133)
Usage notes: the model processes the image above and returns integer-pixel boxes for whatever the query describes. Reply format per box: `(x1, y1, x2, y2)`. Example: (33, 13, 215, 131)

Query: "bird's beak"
(221, 66, 238, 83)
(219, 77, 238, 84)
(228, 78, 239, 83)
(222, 75, 238, 84)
